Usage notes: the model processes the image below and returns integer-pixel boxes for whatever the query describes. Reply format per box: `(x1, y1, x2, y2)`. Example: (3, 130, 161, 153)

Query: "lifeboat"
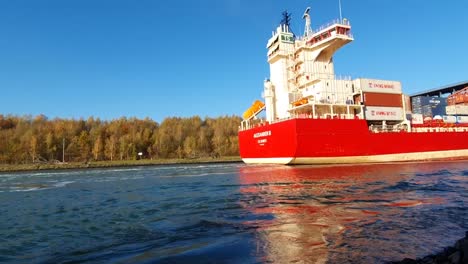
(243, 100, 265, 120)
(293, 98, 309, 107)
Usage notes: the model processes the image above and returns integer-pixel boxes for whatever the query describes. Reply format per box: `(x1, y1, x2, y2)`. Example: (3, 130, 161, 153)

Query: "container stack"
(446, 105, 468, 116)
(411, 96, 447, 119)
(446, 87, 468, 120)
(447, 87, 468, 115)
(354, 78, 405, 121)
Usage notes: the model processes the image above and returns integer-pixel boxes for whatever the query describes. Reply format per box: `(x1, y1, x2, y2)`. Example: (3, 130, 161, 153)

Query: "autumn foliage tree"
(0, 114, 241, 164)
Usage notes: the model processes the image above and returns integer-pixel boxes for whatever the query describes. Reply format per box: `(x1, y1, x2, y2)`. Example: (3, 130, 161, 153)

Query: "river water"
(0, 161, 467, 263)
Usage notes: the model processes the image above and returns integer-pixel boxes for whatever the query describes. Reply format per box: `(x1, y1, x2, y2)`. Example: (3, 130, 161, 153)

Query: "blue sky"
(1, 0, 467, 122)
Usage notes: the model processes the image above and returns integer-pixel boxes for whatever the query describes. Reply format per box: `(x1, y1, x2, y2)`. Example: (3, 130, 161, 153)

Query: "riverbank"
(0, 156, 242, 173)
(391, 232, 468, 264)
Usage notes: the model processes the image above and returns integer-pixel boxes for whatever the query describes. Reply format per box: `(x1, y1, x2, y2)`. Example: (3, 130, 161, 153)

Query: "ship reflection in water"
(238, 162, 468, 263)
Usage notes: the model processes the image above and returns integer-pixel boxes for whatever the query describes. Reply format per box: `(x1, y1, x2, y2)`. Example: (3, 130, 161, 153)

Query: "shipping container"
(446, 105, 468, 116)
(411, 96, 445, 107)
(432, 102, 448, 116)
(447, 97, 455, 106)
(354, 78, 402, 94)
(443, 115, 457, 123)
(446, 105, 456, 115)
(411, 96, 448, 117)
(362, 92, 403, 107)
(464, 93, 468, 104)
(412, 106, 423, 114)
(411, 114, 423, 124)
(456, 105, 468, 115)
(364, 106, 404, 121)
(422, 105, 433, 117)
(457, 116, 468, 123)
(455, 94, 464, 104)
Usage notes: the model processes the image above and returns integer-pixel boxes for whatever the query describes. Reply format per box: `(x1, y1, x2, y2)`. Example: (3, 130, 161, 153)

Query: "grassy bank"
(0, 156, 242, 173)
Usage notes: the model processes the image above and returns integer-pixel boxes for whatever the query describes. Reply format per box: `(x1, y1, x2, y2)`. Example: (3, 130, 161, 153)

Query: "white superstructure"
(240, 7, 409, 132)
(264, 8, 356, 122)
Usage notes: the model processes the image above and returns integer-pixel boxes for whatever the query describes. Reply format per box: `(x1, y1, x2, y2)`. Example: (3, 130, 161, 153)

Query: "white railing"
(302, 73, 352, 81)
(411, 127, 468, 133)
(239, 111, 364, 131)
(297, 19, 352, 41)
(369, 125, 468, 134)
(314, 19, 350, 33)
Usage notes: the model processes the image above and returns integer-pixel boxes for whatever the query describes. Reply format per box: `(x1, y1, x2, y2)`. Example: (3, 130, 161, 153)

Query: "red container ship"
(238, 7, 468, 165)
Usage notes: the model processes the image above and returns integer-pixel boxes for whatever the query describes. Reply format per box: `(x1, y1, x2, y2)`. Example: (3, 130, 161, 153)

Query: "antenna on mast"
(338, 0, 343, 22)
(280, 10, 296, 36)
(280, 10, 292, 32)
(303, 7, 313, 37)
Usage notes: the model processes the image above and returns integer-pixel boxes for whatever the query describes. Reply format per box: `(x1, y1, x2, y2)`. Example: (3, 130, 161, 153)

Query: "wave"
(4, 180, 75, 193)
(158, 171, 237, 178)
(10, 187, 44, 192)
(53, 181, 75, 188)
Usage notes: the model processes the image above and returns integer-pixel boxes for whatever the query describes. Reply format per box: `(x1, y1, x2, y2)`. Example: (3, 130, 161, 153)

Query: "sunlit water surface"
(0, 161, 467, 263)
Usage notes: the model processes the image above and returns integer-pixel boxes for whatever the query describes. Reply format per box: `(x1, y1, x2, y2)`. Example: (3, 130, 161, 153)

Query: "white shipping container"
(411, 113, 423, 124)
(354, 78, 402, 94)
(443, 115, 457, 123)
(456, 105, 468, 115)
(457, 116, 468, 123)
(446, 105, 456, 115)
(446, 105, 468, 115)
(365, 106, 404, 121)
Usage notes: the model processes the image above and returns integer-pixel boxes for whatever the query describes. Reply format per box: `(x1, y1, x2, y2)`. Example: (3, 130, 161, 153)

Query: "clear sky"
(1, 0, 467, 122)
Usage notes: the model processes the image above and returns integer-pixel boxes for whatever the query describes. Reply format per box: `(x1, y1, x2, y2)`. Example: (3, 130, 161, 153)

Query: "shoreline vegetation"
(0, 156, 242, 173)
(0, 114, 242, 168)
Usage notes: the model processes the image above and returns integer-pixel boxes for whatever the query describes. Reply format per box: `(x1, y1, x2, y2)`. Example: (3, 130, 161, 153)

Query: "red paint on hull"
(238, 118, 468, 164)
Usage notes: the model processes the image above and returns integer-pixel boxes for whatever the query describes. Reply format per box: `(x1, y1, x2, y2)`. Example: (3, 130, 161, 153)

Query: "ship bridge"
(301, 19, 353, 62)
(293, 19, 353, 88)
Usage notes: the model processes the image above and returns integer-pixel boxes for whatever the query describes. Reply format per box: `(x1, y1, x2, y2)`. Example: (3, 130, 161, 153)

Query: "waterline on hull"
(242, 149, 468, 165)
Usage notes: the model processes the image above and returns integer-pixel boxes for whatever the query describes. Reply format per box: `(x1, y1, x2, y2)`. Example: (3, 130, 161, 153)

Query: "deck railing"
(411, 127, 468, 133)
(239, 112, 363, 131)
(297, 19, 353, 42)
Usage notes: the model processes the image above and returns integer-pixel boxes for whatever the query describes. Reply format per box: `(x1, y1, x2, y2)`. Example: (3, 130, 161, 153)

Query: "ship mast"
(338, 0, 343, 22)
(280, 11, 291, 28)
(264, 5, 355, 122)
(303, 7, 313, 38)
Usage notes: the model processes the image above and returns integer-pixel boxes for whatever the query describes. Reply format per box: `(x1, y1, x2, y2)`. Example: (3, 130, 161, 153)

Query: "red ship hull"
(238, 118, 468, 164)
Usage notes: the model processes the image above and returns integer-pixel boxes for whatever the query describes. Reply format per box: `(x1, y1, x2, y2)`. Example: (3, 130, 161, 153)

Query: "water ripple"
(0, 161, 467, 263)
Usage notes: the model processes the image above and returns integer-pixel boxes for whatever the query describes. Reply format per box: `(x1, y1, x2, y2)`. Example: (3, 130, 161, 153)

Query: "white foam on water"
(85, 176, 145, 183)
(53, 181, 75, 188)
(5, 180, 76, 193)
(10, 186, 45, 192)
(158, 171, 236, 178)
(96, 168, 143, 173)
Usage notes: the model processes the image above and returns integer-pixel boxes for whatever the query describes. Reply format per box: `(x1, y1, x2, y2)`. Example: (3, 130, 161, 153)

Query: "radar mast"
(303, 7, 313, 37)
(280, 10, 293, 34)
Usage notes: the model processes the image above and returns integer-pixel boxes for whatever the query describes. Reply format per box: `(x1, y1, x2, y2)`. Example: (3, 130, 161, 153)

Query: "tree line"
(0, 114, 242, 164)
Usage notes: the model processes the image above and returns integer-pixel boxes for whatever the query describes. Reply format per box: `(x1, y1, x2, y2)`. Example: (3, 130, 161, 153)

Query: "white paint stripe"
(242, 149, 468, 165)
